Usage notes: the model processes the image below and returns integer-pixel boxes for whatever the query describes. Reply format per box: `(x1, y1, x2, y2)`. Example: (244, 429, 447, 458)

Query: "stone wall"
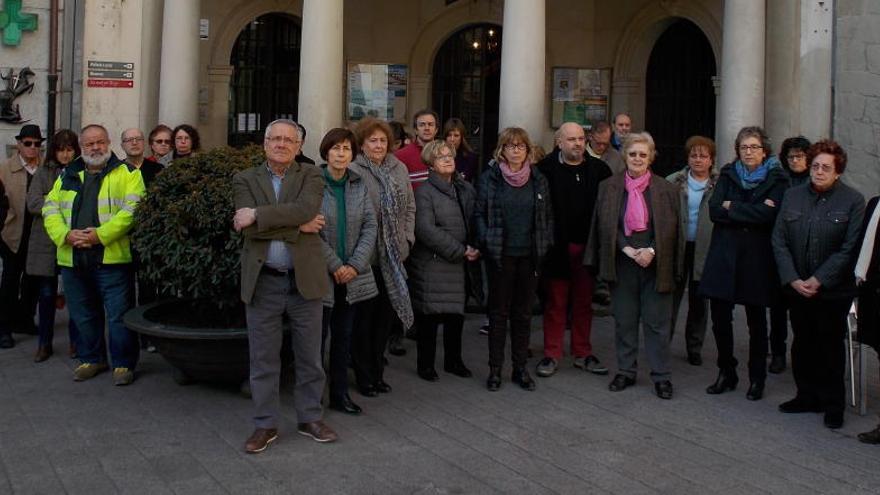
(835, 0, 880, 198)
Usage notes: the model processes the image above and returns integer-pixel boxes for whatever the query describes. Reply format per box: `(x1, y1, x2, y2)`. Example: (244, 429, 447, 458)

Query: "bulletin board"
(550, 67, 612, 128)
(347, 63, 408, 122)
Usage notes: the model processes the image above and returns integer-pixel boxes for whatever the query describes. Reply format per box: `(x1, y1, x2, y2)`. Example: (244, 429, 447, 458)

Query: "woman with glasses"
(147, 125, 174, 166)
(409, 140, 478, 382)
(772, 139, 864, 429)
(475, 127, 552, 392)
(767, 136, 812, 374)
(26, 129, 81, 361)
(700, 126, 789, 401)
(443, 118, 478, 182)
(348, 118, 415, 397)
(585, 132, 680, 399)
(171, 124, 201, 162)
(666, 136, 718, 367)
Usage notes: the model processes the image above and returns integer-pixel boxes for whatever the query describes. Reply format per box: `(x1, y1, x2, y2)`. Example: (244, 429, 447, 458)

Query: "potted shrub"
(124, 145, 264, 386)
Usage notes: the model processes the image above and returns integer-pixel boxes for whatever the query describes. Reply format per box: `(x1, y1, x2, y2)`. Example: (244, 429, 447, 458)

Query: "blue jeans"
(36, 275, 80, 347)
(62, 265, 137, 368)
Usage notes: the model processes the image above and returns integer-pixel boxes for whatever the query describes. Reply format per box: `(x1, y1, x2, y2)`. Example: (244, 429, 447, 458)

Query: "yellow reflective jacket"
(42, 153, 145, 267)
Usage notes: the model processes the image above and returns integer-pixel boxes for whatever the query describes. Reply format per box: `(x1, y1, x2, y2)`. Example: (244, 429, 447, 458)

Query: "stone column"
(158, 0, 200, 126)
(498, 0, 546, 142)
(716, 0, 766, 164)
(297, 0, 344, 161)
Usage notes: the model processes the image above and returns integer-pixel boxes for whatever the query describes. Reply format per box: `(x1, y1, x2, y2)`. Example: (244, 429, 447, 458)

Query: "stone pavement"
(1, 306, 880, 495)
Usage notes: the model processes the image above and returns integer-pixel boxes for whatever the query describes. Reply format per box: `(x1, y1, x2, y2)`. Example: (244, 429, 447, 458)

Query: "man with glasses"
(587, 120, 625, 175)
(233, 119, 337, 454)
(42, 124, 145, 385)
(395, 108, 439, 190)
(122, 128, 163, 188)
(0, 124, 45, 348)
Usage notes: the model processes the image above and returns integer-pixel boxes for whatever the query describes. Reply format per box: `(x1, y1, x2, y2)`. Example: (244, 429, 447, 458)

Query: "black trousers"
(351, 269, 396, 387)
(487, 255, 537, 369)
(769, 299, 789, 357)
(321, 284, 360, 401)
(0, 240, 38, 336)
(670, 242, 709, 355)
(788, 297, 849, 414)
(709, 299, 768, 383)
(416, 313, 464, 371)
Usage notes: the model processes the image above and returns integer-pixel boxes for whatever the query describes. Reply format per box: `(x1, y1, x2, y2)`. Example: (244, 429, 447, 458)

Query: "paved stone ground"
(1, 305, 880, 494)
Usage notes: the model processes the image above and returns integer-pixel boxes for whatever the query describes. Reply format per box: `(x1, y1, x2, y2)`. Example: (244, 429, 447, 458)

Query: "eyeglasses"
(738, 145, 763, 153)
(436, 154, 455, 161)
(19, 140, 42, 147)
(504, 143, 527, 151)
(627, 151, 649, 159)
(175, 135, 191, 142)
(787, 153, 806, 161)
(811, 163, 835, 173)
(265, 135, 301, 146)
(151, 139, 172, 145)
(122, 136, 144, 144)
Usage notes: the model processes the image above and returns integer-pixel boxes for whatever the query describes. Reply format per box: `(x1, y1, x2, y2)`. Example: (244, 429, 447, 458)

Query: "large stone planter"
(124, 300, 250, 386)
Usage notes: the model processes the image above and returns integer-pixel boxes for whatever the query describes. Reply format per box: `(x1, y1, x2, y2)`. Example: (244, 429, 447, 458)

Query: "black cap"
(15, 124, 43, 141)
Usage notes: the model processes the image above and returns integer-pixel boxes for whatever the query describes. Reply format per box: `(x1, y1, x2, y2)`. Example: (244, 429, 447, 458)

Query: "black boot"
(486, 366, 502, 391)
(706, 368, 738, 394)
(511, 367, 536, 391)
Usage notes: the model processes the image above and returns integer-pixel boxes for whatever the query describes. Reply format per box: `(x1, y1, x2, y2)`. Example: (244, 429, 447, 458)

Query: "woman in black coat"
(700, 126, 789, 401)
(408, 140, 479, 381)
(856, 194, 880, 442)
(772, 140, 864, 429)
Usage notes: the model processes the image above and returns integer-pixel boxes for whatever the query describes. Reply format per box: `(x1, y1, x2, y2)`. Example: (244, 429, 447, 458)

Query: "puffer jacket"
(666, 167, 719, 281)
(407, 171, 476, 315)
(475, 164, 553, 267)
(319, 166, 379, 307)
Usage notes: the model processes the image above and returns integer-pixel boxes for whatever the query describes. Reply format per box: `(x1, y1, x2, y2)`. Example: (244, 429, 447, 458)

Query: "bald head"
(556, 122, 586, 165)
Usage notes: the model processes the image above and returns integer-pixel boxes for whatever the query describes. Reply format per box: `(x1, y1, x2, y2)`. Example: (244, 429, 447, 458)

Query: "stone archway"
(201, 0, 303, 147)
(611, 1, 721, 130)
(406, 2, 502, 127)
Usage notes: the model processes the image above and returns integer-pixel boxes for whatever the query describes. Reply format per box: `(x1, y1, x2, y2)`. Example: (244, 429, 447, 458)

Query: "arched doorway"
(228, 13, 301, 147)
(644, 19, 717, 177)
(432, 23, 502, 171)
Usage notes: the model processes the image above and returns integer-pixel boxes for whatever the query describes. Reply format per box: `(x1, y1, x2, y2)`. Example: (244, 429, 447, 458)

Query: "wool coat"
(699, 162, 789, 306)
(474, 164, 553, 267)
(666, 167, 719, 282)
(584, 171, 681, 293)
(318, 166, 379, 307)
(0, 152, 41, 253)
(25, 162, 65, 277)
(407, 171, 476, 315)
(233, 161, 328, 303)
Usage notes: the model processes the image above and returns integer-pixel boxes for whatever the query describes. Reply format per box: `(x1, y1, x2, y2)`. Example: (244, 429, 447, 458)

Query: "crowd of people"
(1, 108, 880, 454)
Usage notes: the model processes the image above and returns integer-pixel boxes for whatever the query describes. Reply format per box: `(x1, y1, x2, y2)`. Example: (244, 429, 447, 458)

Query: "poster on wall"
(347, 63, 408, 122)
(550, 67, 612, 128)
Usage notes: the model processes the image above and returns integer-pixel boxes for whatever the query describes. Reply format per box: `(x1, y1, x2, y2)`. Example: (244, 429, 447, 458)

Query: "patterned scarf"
(371, 161, 414, 329)
(624, 170, 651, 236)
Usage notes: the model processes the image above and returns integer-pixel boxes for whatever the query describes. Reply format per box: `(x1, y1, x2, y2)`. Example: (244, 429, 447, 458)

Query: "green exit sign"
(0, 0, 38, 47)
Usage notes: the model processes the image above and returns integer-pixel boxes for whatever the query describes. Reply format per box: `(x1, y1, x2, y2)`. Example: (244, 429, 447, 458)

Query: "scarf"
(370, 159, 414, 329)
(855, 203, 880, 282)
(499, 160, 531, 187)
(735, 156, 780, 190)
(624, 171, 651, 236)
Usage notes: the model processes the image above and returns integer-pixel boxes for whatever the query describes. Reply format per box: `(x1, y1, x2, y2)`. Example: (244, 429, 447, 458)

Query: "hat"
(15, 124, 43, 142)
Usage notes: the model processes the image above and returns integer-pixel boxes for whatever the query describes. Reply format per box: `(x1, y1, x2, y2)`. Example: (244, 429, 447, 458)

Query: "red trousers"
(542, 243, 595, 359)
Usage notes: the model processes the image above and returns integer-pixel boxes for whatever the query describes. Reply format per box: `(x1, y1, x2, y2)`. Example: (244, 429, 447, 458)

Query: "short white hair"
(264, 119, 302, 140)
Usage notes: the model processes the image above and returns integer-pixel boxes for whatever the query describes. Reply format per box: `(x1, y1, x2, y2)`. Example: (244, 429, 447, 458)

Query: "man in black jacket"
(536, 122, 612, 378)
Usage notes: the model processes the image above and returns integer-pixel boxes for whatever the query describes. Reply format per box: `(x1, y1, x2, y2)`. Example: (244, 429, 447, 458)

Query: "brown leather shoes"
(297, 421, 338, 443)
(34, 346, 53, 363)
(244, 428, 278, 454)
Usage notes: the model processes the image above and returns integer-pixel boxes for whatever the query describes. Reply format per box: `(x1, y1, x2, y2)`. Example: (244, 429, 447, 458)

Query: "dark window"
(645, 19, 717, 177)
(228, 14, 301, 147)
(432, 24, 502, 173)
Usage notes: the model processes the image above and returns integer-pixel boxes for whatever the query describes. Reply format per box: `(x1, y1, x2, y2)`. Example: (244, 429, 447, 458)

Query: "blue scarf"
(735, 155, 780, 190)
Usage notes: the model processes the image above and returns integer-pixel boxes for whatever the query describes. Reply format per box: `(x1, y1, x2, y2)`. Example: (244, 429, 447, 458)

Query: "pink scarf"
(499, 161, 531, 187)
(624, 171, 651, 236)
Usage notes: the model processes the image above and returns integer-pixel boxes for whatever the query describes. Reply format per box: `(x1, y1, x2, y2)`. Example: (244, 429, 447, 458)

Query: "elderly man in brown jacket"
(0, 124, 44, 348)
(232, 118, 336, 454)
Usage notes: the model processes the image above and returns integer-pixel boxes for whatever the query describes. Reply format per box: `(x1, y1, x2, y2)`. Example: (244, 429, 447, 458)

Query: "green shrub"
(132, 145, 265, 311)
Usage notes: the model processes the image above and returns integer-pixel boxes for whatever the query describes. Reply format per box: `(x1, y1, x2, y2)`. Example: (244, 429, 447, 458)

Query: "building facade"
(0, 0, 874, 194)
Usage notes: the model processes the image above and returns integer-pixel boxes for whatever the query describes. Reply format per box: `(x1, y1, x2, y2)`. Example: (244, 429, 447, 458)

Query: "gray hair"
(120, 128, 144, 141)
(264, 119, 303, 140)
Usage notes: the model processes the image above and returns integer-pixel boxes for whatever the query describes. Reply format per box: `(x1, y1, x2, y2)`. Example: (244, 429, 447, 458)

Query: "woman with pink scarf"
(475, 127, 553, 392)
(585, 132, 681, 399)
